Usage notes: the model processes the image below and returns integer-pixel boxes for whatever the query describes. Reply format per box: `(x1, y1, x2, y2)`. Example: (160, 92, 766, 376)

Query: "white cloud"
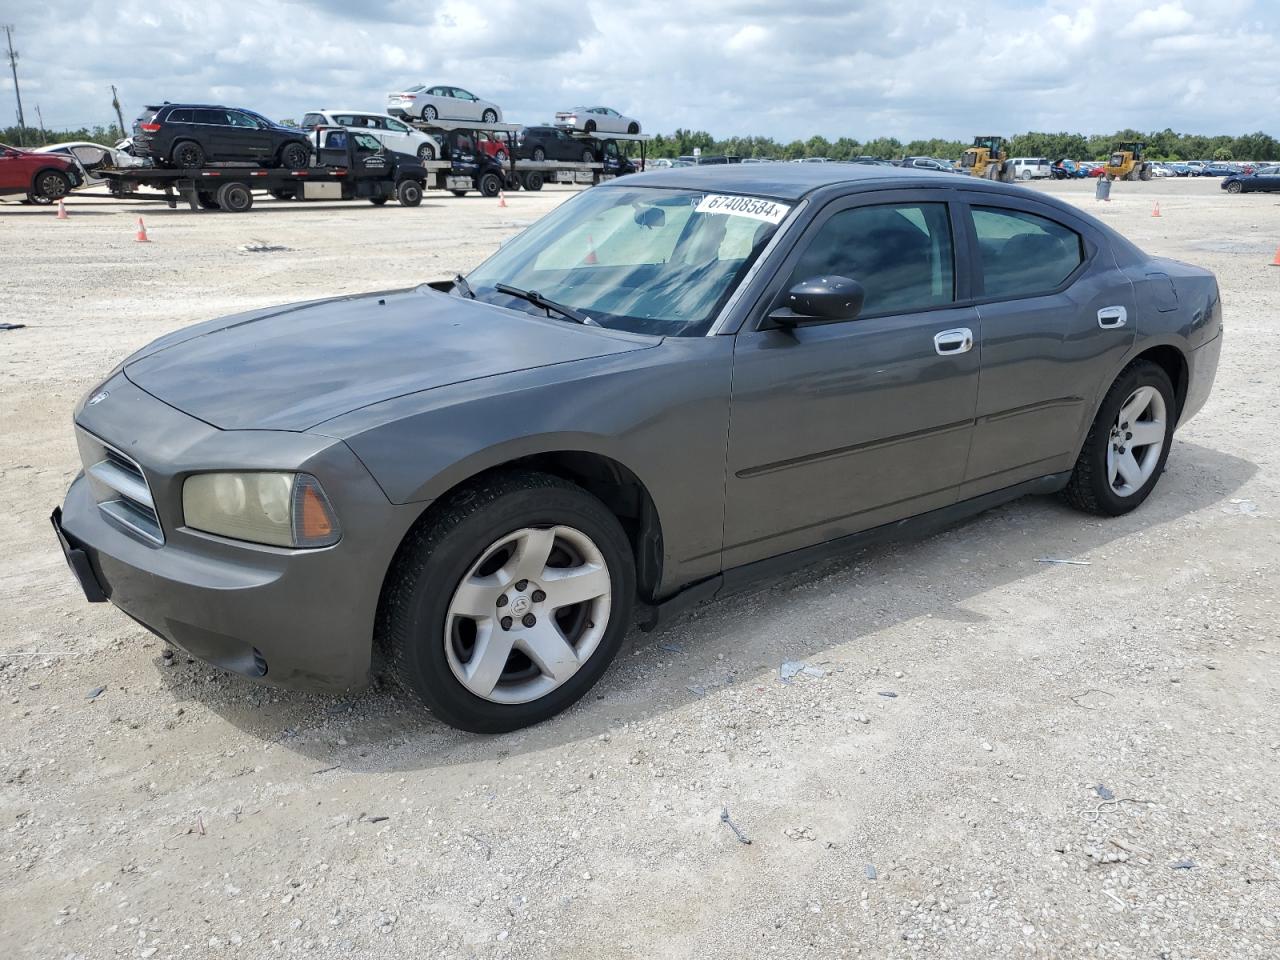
(0, 0, 1277, 139)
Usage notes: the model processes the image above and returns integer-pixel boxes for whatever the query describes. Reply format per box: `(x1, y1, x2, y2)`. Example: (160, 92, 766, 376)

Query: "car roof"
(313, 109, 398, 116)
(610, 162, 951, 200)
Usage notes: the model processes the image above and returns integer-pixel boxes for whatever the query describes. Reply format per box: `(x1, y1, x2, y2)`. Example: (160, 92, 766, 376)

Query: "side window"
(385, 119, 409, 133)
(334, 114, 356, 126)
(970, 206, 1084, 299)
(787, 202, 955, 316)
(226, 112, 259, 128)
(168, 109, 194, 123)
(301, 113, 325, 128)
(194, 109, 227, 125)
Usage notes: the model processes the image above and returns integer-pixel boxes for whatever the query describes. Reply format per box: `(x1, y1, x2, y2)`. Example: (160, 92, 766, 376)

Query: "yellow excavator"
(1104, 141, 1153, 181)
(960, 136, 1015, 181)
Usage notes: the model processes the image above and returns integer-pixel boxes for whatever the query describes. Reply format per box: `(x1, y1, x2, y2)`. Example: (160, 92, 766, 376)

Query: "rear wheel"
(396, 178, 423, 206)
(196, 191, 220, 210)
(268, 187, 297, 201)
(521, 170, 544, 191)
(423, 105, 438, 122)
(370, 196, 389, 206)
(482, 109, 498, 123)
(172, 140, 205, 168)
(531, 146, 546, 161)
(417, 143, 436, 162)
(279, 142, 310, 170)
(1226, 180, 1243, 194)
(450, 189, 469, 197)
(1063, 360, 1176, 516)
(382, 472, 635, 733)
(215, 181, 253, 212)
(478, 172, 503, 197)
(584, 120, 597, 134)
(1139, 165, 1153, 181)
(32, 170, 70, 202)
(627, 122, 640, 134)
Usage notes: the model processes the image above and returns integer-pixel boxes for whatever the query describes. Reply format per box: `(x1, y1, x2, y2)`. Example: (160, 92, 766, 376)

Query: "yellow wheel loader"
(1104, 141, 1153, 181)
(960, 136, 1015, 182)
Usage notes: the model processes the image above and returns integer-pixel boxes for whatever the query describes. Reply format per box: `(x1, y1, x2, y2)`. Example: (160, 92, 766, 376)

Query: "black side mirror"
(633, 205, 665, 228)
(769, 276, 866, 326)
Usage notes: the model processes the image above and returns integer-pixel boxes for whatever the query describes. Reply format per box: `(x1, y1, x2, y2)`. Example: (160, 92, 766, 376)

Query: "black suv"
(132, 104, 312, 170)
(516, 126, 602, 163)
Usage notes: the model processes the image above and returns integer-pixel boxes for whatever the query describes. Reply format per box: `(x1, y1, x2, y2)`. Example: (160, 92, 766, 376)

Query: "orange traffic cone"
(498, 190, 507, 208)
(1270, 246, 1280, 267)
(1151, 202, 1161, 217)
(56, 199, 68, 220)
(135, 217, 150, 243)
(584, 234, 598, 265)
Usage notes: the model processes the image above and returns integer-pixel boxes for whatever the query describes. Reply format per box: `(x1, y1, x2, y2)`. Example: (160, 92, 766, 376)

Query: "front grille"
(78, 430, 164, 545)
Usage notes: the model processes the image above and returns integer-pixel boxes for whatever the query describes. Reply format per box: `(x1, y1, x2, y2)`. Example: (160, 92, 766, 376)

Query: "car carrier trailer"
(99, 127, 429, 212)
(406, 118, 650, 196)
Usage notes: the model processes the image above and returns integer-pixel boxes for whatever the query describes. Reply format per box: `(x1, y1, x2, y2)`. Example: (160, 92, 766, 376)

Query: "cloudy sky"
(3, 0, 1277, 140)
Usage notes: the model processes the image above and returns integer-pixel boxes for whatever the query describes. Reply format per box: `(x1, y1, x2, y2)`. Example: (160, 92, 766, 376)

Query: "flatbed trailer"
(405, 118, 650, 195)
(99, 127, 430, 212)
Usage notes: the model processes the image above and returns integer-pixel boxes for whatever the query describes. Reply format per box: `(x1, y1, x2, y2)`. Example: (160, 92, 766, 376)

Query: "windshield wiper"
(453, 273, 475, 299)
(494, 283, 596, 326)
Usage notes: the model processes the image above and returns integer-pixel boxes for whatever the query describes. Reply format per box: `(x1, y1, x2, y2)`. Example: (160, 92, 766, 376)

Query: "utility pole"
(4, 25, 24, 145)
(111, 85, 126, 141)
(35, 103, 46, 143)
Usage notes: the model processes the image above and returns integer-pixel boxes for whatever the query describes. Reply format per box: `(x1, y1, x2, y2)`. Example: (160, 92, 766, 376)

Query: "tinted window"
(971, 206, 1084, 299)
(226, 111, 259, 128)
(385, 118, 409, 133)
(167, 109, 194, 123)
(301, 113, 325, 128)
(788, 202, 955, 316)
(194, 109, 228, 125)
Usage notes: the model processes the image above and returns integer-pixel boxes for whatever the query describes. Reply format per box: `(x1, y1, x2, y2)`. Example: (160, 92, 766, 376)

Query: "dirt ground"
(1, 176, 1277, 959)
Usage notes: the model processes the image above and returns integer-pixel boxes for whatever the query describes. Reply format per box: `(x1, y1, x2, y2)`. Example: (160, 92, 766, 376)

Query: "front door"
(723, 192, 981, 569)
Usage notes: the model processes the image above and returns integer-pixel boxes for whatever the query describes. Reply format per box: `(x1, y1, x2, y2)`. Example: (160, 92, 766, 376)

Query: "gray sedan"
(54, 165, 1222, 733)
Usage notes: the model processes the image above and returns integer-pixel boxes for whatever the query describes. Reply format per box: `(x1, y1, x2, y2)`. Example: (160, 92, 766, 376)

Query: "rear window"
(301, 113, 326, 128)
(971, 206, 1084, 299)
(137, 108, 160, 123)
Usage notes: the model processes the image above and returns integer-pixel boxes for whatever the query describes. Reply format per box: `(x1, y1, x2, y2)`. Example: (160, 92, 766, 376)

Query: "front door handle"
(934, 327, 974, 356)
(1097, 306, 1128, 328)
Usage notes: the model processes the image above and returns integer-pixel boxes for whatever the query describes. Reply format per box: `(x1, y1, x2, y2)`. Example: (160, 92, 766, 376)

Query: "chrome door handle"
(933, 327, 974, 356)
(1097, 306, 1128, 328)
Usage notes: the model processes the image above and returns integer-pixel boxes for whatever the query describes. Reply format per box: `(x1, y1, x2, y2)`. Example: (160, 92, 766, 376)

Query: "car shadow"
(151, 439, 1256, 769)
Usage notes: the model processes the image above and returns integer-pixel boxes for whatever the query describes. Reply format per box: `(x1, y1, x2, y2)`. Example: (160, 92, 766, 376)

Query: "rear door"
(723, 189, 981, 568)
(0, 145, 28, 193)
(193, 109, 233, 159)
(957, 193, 1135, 497)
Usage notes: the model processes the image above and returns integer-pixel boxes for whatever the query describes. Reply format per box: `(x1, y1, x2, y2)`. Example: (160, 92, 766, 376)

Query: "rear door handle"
(934, 327, 974, 356)
(1097, 306, 1128, 328)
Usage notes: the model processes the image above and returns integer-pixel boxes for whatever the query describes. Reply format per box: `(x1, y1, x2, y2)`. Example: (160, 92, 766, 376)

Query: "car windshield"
(465, 186, 791, 336)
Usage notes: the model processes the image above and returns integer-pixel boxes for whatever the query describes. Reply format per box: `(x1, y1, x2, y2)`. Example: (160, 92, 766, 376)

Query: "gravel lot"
(2, 177, 1277, 959)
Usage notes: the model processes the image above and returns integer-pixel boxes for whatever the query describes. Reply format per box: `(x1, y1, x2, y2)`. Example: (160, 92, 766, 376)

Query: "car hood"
(122, 286, 655, 431)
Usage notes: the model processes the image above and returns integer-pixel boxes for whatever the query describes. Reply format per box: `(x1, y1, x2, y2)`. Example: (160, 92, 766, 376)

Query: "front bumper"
(55, 374, 422, 694)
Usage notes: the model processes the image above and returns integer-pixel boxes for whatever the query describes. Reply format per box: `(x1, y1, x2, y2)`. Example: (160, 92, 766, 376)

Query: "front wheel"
(370, 196, 390, 206)
(531, 146, 546, 161)
(381, 472, 635, 733)
(396, 179, 423, 206)
(279, 142, 310, 170)
(1226, 181, 1243, 194)
(478, 172, 503, 197)
(417, 143, 436, 162)
(32, 170, 70, 202)
(215, 181, 253, 212)
(1063, 360, 1176, 516)
(627, 122, 640, 134)
(481, 109, 498, 124)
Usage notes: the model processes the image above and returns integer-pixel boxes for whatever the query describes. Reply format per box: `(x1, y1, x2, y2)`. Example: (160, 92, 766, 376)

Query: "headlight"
(182, 472, 340, 548)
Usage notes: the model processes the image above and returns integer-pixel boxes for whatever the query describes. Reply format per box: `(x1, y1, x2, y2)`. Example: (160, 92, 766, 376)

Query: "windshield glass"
(466, 186, 790, 336)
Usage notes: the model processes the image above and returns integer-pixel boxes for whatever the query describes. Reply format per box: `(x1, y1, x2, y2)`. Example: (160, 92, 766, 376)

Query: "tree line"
(648, 128, 1280, 163)
(5, 122, 1277, 164)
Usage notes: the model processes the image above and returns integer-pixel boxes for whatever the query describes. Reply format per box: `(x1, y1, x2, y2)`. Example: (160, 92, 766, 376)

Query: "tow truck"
(407, 118, 650, 196)
(98, 127, 429, 212)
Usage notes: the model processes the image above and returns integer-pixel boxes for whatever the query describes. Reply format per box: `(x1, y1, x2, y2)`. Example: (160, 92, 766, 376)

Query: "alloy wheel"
(444, 525, 612, 704)
(1106, 385, 1166, 496)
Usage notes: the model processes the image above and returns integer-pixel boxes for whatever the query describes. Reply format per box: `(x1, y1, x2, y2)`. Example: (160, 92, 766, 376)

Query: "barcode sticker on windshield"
(694, 194, 791, 224)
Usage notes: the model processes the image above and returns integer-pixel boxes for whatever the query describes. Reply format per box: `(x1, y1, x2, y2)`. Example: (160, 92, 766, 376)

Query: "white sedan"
(301, 109, 441, 162)
(35, 141, 141, 188)
(385, 85, 503, 124)
(554, 106, 641, 135)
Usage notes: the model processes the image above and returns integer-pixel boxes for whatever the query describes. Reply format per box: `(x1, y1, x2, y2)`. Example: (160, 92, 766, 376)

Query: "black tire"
(582, 148, 596, 164)
(381, 471, 636, 733)
(417, 143, 436, 162)
(1139, 166, 1153, 182)
(423, 105, 438, 122)
(531, 146, 546, 162)
(1062, 360, 1176, 517)
(478, 172, 503, 197)
(1226, 181, 1243, 194)
(584, 120, 596, 134)
(196, 191, 221, 210)
(279, 142, 310, 170)
(215, 181, 253, 212)
(396, 179, 423, 206)
(482, 109, 498, 123)
(521, 171, 544, 191)
(450, 189, 469, 197)
(172, 140, 205, 168)
(627, 122, 640, 134)
(268, 187, 297, 201)
(370, 196, 390, 206)
(34, 170, 71, 201)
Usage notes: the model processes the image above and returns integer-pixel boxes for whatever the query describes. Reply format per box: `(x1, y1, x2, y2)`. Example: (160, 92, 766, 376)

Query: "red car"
(476, 132, 510, 164)
(0, 143, 83, 204)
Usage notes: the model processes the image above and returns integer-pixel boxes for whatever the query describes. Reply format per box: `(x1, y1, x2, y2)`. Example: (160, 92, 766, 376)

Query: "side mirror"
(633, 205, 665, 228)
(769, 276, 865, 326)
